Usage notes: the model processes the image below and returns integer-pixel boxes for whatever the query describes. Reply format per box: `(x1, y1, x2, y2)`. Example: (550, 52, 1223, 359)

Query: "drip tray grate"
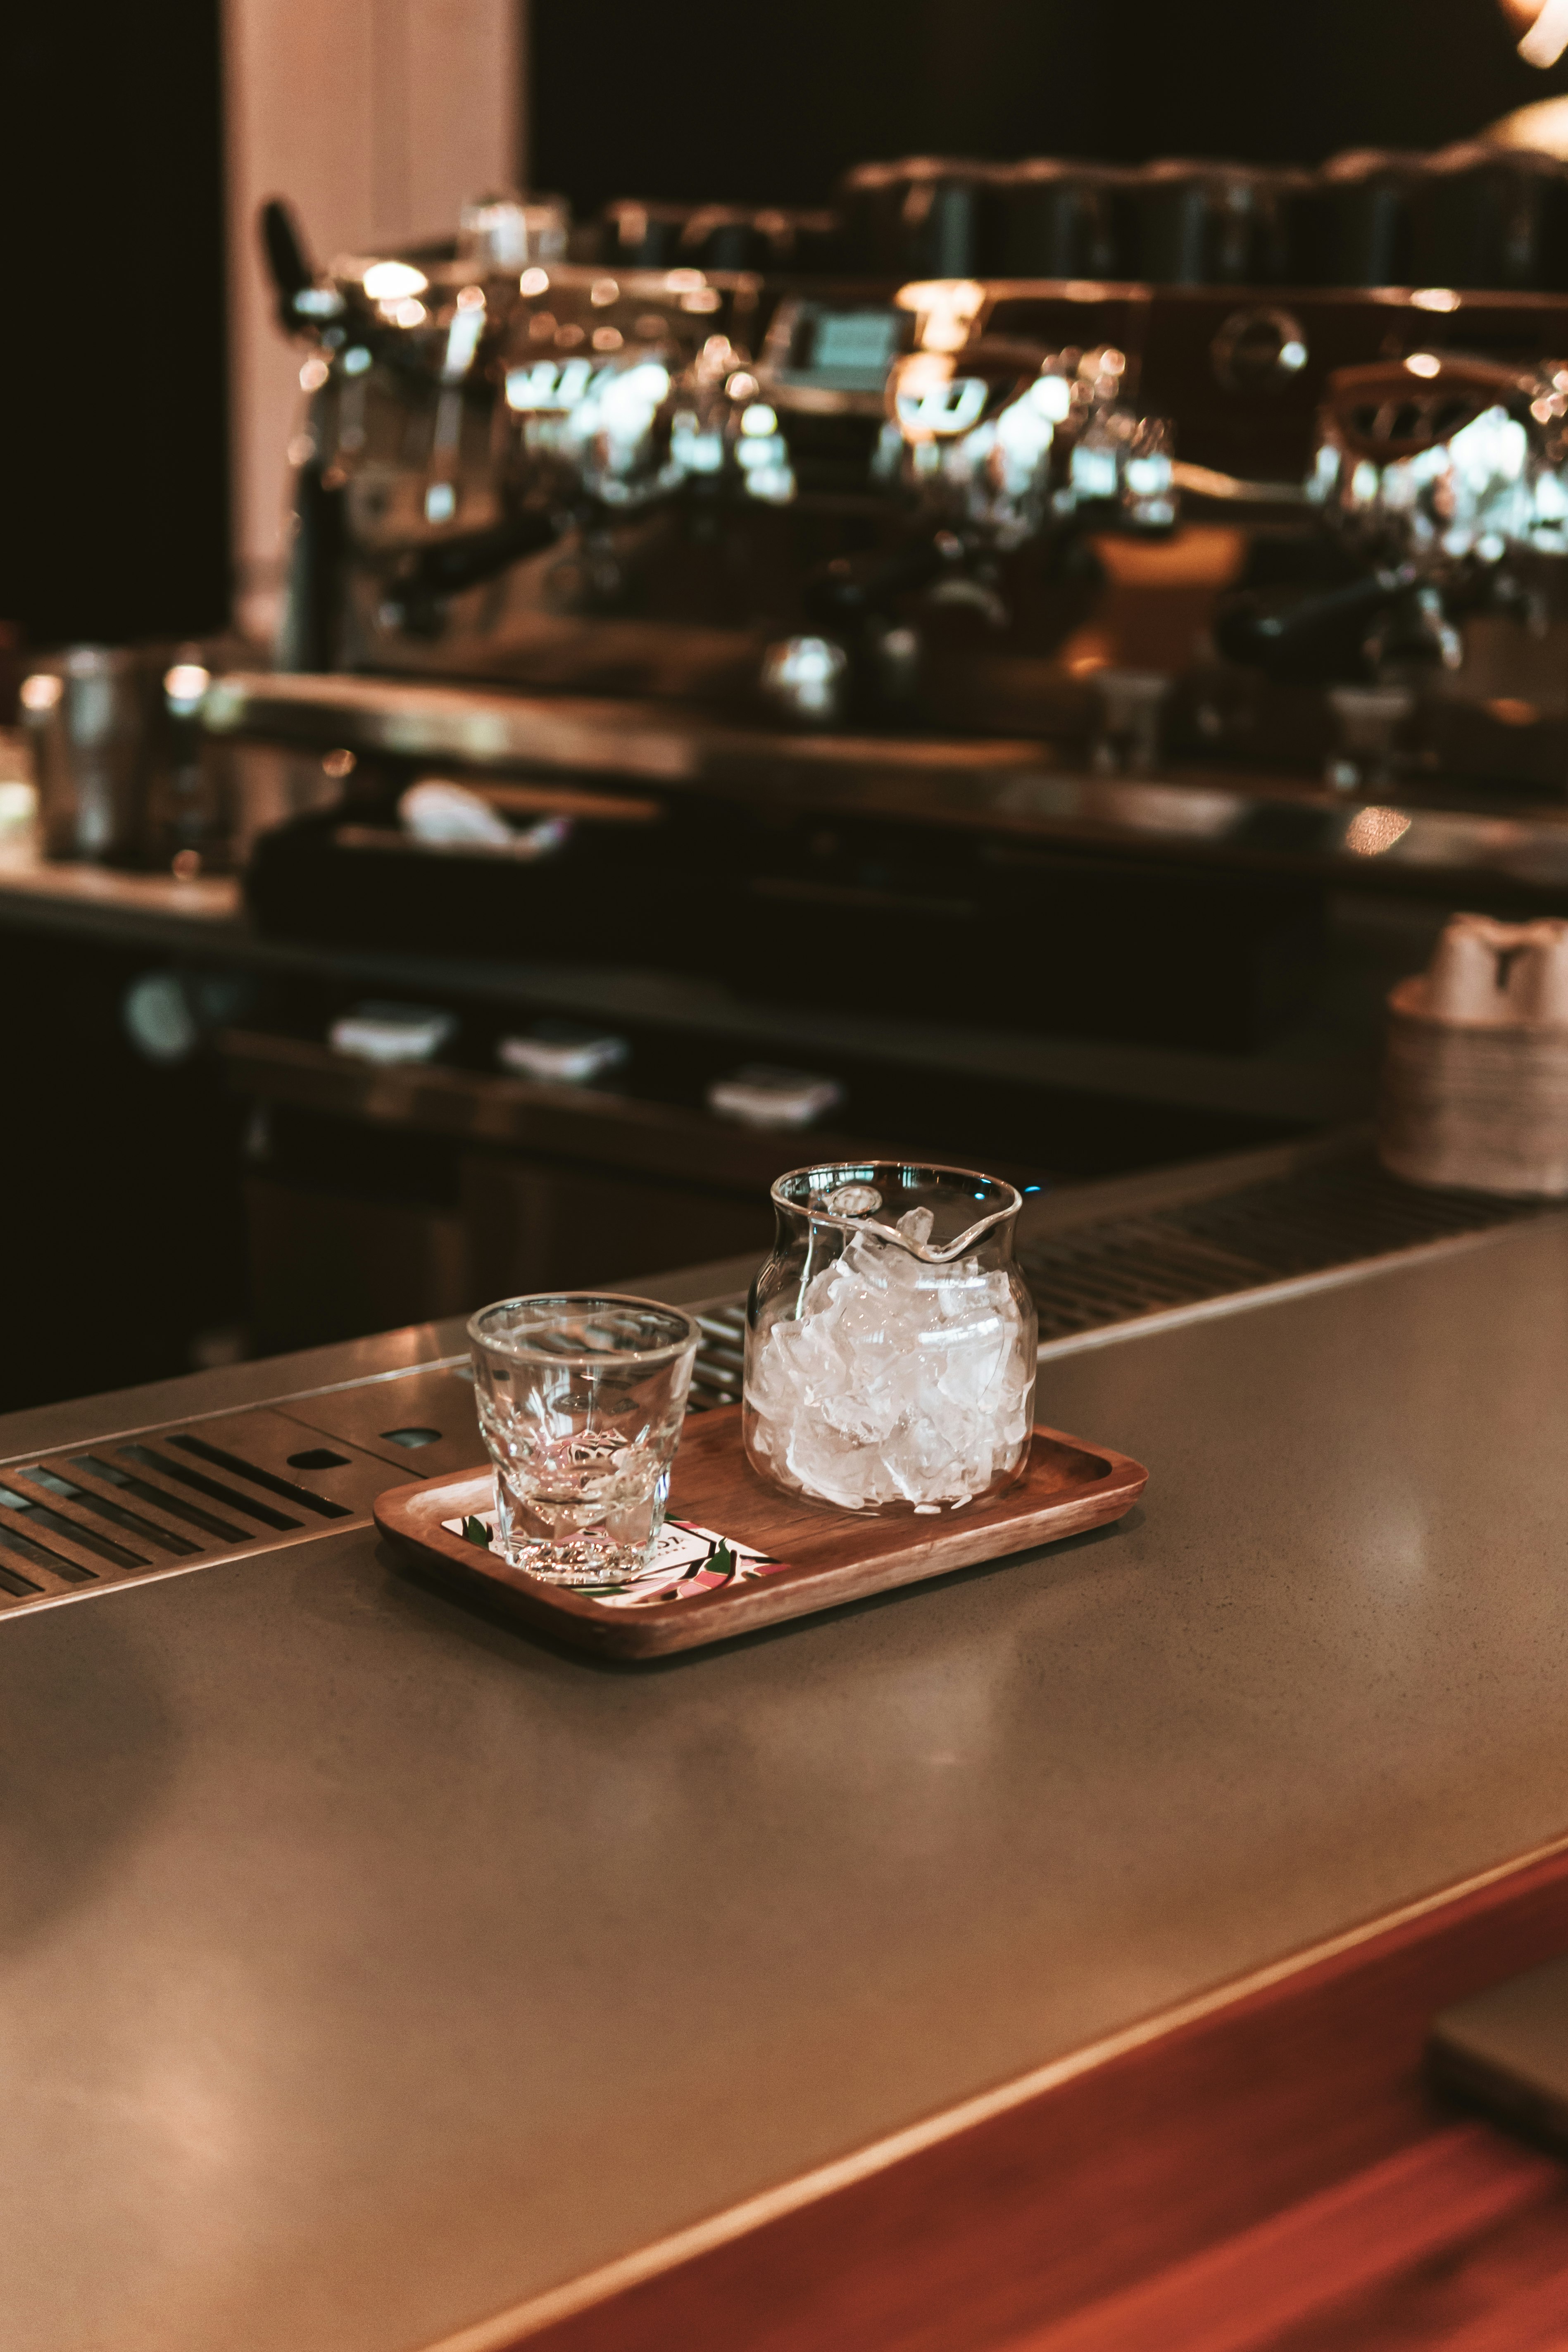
(690, 1308, 749, 1411)
(685, 1149, 1548, 1396)
(1019, 1148, 1543, 1347)
(0, 1380, 485, 1619)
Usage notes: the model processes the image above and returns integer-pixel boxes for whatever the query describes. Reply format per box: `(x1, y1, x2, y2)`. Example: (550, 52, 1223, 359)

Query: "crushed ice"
(746, 1207, 1032, 1510)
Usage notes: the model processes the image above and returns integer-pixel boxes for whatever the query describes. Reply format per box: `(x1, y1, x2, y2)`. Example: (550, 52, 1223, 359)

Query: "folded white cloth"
(329, 1004, 457, 1064)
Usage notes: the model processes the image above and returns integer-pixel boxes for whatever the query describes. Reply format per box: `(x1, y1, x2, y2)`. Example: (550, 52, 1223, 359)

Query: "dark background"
(2, 1, 231, 650)
(3, 0, 1568, 650)
(531, 0, 1568, 208)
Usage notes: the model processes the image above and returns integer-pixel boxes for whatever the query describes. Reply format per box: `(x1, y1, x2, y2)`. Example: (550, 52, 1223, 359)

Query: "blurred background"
(7, 0, 1568, 1416)
(9, 0, 1567, 652)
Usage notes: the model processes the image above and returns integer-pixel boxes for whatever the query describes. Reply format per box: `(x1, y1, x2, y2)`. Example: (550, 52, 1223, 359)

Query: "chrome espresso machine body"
(227, 153, 1568, 1051)
(265, 206, 1178, 727)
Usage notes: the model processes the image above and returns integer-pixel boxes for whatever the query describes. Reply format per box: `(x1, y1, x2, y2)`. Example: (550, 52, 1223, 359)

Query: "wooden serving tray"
(373, 1406, 1147, 1659)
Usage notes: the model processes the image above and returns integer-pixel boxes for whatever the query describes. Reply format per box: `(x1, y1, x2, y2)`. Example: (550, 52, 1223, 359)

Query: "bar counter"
(6, 1213, 1568, 2347)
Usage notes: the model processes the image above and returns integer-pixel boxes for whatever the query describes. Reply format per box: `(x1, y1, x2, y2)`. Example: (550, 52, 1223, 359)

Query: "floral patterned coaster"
(438, 1510, 788, 1609)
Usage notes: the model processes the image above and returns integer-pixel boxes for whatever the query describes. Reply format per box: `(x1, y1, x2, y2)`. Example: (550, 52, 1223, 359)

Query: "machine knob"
(1209, 307, 1309, 395)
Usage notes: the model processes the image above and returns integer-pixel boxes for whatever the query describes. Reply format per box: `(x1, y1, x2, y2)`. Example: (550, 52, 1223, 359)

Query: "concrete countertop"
(3, 1220, 1568, 2352)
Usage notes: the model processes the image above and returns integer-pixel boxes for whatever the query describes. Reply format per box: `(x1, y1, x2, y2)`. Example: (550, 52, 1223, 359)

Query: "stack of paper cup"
(1380, 913, 1568, 1195)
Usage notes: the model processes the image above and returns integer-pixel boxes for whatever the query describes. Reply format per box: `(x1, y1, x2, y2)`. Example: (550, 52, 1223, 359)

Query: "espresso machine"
(258, 193, 1176, 724)
(212, 147, 1568, 1063)
(247, 150, 1568, 717)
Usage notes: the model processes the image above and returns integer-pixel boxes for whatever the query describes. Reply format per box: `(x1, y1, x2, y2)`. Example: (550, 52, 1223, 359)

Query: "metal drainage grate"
(0, 1440, 348, 1614)
(1019, 1149, 1542, 1347)
(690, 1307, 748, 1410)
(0, 1381, 483, 1621)
(686, 1150, 1545, 1381)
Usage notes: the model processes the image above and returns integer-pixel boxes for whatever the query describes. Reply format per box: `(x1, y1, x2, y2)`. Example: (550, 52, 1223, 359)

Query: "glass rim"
(769, 1160, 1024, 1261)
(467, 1290, 702, 1370)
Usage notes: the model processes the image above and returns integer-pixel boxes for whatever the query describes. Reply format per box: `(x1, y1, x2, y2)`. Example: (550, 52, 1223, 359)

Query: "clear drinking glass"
(469, 1294, 700, 1583)
(743, 1162, 1037, 1515)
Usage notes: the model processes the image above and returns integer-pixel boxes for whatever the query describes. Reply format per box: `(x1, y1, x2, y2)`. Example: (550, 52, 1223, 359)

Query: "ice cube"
(747, 1218, 1031, 1512)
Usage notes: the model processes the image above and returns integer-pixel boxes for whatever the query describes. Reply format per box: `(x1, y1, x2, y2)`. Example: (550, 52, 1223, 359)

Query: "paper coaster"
(438, 1511, 788, 1610)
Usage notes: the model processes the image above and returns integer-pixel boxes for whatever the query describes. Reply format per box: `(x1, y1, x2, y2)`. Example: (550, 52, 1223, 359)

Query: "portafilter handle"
(1213, 566, 1418, 686)
(260, 198, 323, 333)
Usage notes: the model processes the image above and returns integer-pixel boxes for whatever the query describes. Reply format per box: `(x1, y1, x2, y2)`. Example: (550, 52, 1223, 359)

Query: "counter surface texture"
(5, 1221, 1568, 2352)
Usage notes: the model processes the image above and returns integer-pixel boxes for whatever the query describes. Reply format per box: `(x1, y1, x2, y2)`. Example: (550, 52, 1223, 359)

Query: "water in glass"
(469, 1294, 700, 1583)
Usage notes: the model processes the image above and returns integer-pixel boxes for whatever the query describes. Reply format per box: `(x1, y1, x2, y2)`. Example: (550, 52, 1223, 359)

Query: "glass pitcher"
(743, 1162, 1037, 1514)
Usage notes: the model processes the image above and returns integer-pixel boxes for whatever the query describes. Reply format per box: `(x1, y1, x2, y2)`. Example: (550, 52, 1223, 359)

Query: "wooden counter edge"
(418, 1832, 1568, 2352)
